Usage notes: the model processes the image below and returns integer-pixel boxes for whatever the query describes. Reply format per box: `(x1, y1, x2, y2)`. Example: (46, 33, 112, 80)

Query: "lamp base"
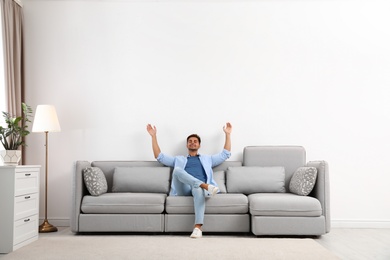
(39, 219, 58, 233)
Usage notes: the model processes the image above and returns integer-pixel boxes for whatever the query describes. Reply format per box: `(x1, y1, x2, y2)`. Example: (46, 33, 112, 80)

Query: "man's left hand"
(223, 122, 232, 134)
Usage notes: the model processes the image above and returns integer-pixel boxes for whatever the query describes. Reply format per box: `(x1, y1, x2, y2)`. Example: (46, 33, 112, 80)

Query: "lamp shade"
(32, 105, 61, 132)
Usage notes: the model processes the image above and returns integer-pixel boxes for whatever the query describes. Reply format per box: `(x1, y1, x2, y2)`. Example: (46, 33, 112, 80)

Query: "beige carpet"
(1, 231, 339, 260)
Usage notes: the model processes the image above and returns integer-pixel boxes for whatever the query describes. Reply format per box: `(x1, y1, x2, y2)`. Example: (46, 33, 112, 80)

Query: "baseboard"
(39, 218, 70, 227)
(45, 218, 390, 229)
(331, 219, 390, 228)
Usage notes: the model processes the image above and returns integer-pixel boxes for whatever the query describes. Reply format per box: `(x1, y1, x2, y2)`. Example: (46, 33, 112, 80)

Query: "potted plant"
(0, 103, 33, 165)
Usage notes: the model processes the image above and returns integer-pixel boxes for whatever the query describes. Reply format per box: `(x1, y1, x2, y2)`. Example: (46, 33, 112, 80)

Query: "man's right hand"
(146, 124, 157, 136)
(147, 124, 161, 158)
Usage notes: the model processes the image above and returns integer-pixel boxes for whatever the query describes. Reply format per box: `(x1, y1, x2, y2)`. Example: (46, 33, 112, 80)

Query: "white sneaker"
(207, 184, 219, 196)
(190, 228, 202, 238)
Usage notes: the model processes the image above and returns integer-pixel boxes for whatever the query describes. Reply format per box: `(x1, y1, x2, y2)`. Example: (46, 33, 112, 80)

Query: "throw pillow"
(226, 166, 286, 194)
(83, 167, 108, 196)
(213, 170, 227, 193)
(289, 167, 318, 196)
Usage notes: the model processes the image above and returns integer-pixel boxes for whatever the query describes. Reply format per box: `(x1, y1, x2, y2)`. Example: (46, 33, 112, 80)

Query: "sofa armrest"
(306, 160, 330, 233)
(70, 161, 91, 233)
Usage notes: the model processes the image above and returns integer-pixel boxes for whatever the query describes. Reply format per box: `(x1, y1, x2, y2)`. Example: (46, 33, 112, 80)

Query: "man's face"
(187, 137, 200, 152)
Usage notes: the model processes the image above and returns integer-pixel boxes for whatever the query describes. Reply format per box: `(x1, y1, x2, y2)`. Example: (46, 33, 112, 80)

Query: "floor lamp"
(32, 105, 61, 233)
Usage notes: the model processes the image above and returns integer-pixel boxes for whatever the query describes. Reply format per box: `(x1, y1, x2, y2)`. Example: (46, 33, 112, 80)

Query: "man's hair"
(187, 134, 201, 144)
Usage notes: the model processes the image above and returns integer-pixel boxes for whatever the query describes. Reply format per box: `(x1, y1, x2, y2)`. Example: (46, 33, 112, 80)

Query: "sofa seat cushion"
(249, 193, 322, 217)
(166, 193, 248, 214)
(81, 193, 167, 214)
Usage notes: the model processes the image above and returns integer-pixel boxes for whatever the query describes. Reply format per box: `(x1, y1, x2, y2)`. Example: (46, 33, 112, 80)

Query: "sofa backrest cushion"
(91, 161, 166, 192)
(212, 161, 241, 194)
(213, 171, 227, 193)
(89, 160, 242, 193)
(226, 166, 286, 194)
(112, 167, 171, 194)
(213, 161, 242, 172)
(243, 146, 306, 192)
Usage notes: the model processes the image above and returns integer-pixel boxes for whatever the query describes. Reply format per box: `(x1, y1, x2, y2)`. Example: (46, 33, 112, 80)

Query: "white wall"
(22, 0, 390, 227)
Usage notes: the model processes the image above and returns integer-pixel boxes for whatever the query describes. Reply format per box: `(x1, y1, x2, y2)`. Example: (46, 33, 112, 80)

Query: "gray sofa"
(71, 146, 330, 236)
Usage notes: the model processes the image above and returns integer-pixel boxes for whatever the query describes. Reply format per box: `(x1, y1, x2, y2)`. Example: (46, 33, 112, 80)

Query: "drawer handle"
(25, 196, 31, 199)
(25, 173, 31, 176)
(24, 218, 30, 222)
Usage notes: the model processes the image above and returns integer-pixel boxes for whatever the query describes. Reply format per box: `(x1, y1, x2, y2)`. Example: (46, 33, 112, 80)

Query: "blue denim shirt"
(156, 149, 231, 195)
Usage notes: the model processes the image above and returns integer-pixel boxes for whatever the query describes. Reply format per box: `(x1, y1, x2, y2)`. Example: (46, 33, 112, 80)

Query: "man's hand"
(147, 124, 161, 158)
(147, 124, 157, 137)
(223, 122, 232, 151)
(223, 122, 232, 134)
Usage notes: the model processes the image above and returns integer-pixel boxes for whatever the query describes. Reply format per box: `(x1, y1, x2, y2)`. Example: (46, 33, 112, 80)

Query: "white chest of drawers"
(0, 165, 40, 253)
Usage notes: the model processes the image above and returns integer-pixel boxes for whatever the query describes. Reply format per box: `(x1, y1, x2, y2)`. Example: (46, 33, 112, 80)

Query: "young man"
(146, 122, 232, 238)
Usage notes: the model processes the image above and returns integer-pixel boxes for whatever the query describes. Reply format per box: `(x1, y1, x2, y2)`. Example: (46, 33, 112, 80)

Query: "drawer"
(14, 193, 39, 221)
(14, 214, 38, 246)
(15, 171, 39, 196)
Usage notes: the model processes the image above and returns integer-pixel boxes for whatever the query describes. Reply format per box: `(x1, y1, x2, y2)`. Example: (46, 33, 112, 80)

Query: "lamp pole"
(32, 104, 61, 233)
(38, 131, 57, 233)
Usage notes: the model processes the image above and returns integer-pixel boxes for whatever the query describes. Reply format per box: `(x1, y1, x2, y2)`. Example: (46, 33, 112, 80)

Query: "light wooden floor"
(315, 228, 390, 260)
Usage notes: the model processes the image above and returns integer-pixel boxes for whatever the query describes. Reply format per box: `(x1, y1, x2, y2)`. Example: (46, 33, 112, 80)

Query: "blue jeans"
(172, 167, 206, 225)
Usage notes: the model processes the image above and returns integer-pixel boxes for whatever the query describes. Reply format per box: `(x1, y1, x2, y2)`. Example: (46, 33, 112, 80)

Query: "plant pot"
(0, 150, 22, 165)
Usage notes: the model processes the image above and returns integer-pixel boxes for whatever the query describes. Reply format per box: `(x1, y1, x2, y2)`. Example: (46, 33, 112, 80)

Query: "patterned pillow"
(289, 167, 317, 196)
(83, 167, 108, 196)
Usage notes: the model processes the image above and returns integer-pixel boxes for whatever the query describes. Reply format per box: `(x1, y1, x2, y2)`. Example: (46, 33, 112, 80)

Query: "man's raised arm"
(223, 122, 232, 152)
(146, 124, 161, 159)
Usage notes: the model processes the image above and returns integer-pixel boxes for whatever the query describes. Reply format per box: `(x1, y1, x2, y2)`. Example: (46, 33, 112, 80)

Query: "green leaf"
(0, 103, 33, 150)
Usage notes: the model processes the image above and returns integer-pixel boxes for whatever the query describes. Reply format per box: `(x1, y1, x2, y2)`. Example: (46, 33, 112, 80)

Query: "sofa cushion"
(166, 194, 248, 214)
(213, 170, 227, 193)
(289, 167, 318, 196)
(112, 167, 170, 194)
(249, 193, 322, 217)
(243, 146, 306, 192)
(83, 167, 108, 196)
(81, 193, 167, 214)
(226, 166, 286, 194)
